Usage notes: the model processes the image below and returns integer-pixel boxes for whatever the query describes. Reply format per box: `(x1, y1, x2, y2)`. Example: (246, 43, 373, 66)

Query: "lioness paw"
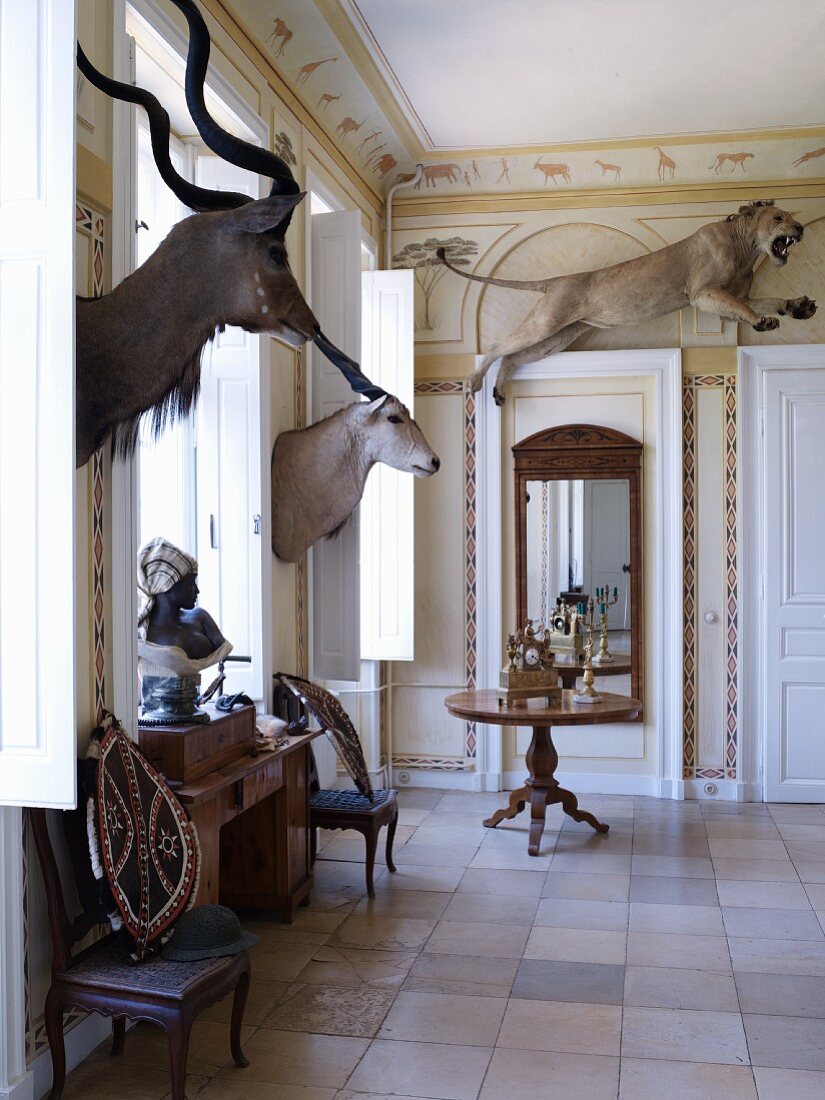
(753, 316, 780, 331)
(787, 295, 817, 320)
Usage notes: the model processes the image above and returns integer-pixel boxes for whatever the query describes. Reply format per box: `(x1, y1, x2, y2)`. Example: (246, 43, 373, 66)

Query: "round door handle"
(703, 611, 719, 625)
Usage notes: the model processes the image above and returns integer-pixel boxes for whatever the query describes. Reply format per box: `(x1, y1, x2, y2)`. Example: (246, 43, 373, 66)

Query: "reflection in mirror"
(525, 478, 631, 655)
(513, 424, 643, 709)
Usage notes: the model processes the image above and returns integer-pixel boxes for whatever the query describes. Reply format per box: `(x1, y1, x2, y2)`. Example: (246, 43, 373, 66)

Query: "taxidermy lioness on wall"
(438, 200, 816, 403)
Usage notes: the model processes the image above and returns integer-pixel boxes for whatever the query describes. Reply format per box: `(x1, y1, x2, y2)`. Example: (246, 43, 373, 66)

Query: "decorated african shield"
(97, 722, 200, 957)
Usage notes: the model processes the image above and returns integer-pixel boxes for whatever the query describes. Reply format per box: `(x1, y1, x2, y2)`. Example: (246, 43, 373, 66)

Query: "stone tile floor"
(63, 790, 825, 1099)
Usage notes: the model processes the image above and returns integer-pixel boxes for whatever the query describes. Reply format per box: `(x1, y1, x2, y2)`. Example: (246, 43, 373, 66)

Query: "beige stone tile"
(712, 858, 800, 882)
(628, 875, 718, 907)
(101, 1020, 251, 1077)
(631, 837, 710, 857)
(554, 831, 632, 854)
(332, 914, 435, 951)
(346, 1038, 493, 1100)
(469, 846, 555, 871)
(716, 880, 811, 908)
(252, 926, 331, 948)
(628, 903, 724, 936)
(200, 1081, 336, 1100)
(619, 1059, 757, 1099)
(412, 826, 487, 846)
(631, 855, 714, 879)
(728, 936, 825, 975)
(805, 883, 825, 908)
(791, 860, 825, 884)
(721, 906, 824, 941)
(704, 819, 780, 839)
(253, 941, 321, 982)
(314, 860, 383, 892)
(402, 953, 518, 998)
(621, 1006, 749, 1065)
(200, 977, 289, 1026)
(769, 806, 825, 822)
(380, 865, 465, 892)
(524, 926, 627, 965)
(396, 789, 442, 810)
(442, 891, 538, 926)
(61, 1060, 207, 1100)
(709, 839, 790, 861)
(786, 841, 825, 861)
(423, 811, 491, 830)
(281, 907, 356, 933)
(624, 966, 739, 1011)
(221, 1030, 369, 1089)
(427, 919, 530, 959)
(752, 1067, 825, 1100)
(457, 867, 545, 897)
(479, 1048, 619, 1100)
(295, 946, 417, 989)
(735, 970, 825, 1017)
(263, 984, 396, 1037)
(511, 959, 625, 1006)
(397, 807, 432, 827)
(354, 889, 450, 921)
(550, 852, 631, 875)
(497, 998, 621, 1056)
(543, 872, 630, 902)
(389, 843, 479, 867)
(744, 1013, 825, 1070)
(774, 824, 825, 842)
(437, 791, 514, 813)
(378, 990, 506, 1046)
(534, 898, 628, 931)
(626, 932, 731, 972)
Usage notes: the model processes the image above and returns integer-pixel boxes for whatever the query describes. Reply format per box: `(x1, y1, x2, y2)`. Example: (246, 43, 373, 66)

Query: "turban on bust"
(137, 537, 198, 640)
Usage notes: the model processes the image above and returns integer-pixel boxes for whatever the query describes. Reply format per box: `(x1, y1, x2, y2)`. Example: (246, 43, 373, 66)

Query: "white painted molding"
(0, 811, 32, 1100)
(475, 349, 684, 800)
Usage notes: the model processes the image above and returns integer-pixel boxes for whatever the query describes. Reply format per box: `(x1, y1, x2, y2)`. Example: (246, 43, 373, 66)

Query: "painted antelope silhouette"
(295, 57, 337, 87)
(595, 158, 621, 181)
(317, 92, 341, 111)
(709, 152, 753, 174)
(534, 160, 571, 185)
(655, 146, 676, 180)
(373, 154, 397, 178)
(74, 0, 383, 468)
(266, 18, 292, 58)
(363, 143, 388, 168)
(415, 163, 461, 188)
(793, 146, 825, 167)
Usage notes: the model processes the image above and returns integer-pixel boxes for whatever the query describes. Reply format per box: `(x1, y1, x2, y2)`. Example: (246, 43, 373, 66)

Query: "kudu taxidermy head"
(271, 395, 440, 562)
(75, 0, 384, 467)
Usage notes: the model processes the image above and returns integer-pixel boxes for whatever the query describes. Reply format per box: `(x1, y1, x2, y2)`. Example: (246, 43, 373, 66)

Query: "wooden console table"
(444, 689, 641, 856)
(174, 730, 320, 921)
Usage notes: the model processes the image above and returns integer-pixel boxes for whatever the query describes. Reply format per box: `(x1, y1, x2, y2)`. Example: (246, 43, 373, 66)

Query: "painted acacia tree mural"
(392, 236, 478, 330)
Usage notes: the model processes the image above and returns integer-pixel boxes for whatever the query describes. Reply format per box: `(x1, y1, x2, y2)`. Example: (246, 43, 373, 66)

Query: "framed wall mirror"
(513, 424, 643, 708)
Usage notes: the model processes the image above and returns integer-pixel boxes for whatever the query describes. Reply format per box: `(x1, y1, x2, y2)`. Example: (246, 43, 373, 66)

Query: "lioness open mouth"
(772, 235, 797, 261)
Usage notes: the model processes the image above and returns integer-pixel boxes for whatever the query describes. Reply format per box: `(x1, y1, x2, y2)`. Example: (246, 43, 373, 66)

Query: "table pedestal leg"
(483, 724, 609, 855)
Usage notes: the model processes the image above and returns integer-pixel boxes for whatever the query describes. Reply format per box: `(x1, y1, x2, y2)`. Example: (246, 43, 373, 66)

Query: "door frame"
(740, 344, 825, 803)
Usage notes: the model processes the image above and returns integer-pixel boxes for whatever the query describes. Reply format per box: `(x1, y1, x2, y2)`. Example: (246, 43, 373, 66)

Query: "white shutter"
(310, 210, 362, 681)
(194, 155, 264, 701)
(360, 269, 415, 660)
(0, 0, 76, 808)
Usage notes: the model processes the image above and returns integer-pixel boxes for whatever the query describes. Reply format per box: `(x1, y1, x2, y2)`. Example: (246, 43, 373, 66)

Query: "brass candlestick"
(573, 600, 602, 704)
(592, 585, 620, 665)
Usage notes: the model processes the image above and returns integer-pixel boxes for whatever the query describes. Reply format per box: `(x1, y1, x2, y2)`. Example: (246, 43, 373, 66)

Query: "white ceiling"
(351, 0, 825, 150)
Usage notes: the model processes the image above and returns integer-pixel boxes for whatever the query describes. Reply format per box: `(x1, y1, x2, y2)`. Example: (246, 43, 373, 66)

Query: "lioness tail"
(436, 248, 548, 292)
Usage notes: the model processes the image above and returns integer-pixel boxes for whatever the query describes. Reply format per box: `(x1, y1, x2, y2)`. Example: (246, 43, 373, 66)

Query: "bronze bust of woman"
(137, 537, 232, 724)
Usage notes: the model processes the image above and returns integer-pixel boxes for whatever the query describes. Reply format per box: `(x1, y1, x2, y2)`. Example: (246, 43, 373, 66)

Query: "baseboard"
(393, 768, 478, 791)
(503, 771, 660, 797)
(0, 1072, 33, 1100)
(659, 778, 685, 800)
(31, 1013, 111, 1100)
(684, 778, 762, 802)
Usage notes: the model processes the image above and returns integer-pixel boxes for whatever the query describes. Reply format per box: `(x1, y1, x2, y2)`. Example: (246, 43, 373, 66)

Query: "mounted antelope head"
(75, 0, 383, 467)
(271, 395, 440, 562)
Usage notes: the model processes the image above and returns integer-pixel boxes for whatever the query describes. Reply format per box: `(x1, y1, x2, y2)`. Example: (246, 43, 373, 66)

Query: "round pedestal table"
(444, 689, 641, 856)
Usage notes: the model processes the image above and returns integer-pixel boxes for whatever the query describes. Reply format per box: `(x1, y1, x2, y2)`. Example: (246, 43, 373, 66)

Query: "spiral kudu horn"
(169, 0, 300, 198)
(76, 44, 251, 213)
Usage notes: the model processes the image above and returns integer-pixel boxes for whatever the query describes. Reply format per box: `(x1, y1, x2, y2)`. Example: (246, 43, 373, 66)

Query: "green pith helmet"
(161, 904, 258, 961)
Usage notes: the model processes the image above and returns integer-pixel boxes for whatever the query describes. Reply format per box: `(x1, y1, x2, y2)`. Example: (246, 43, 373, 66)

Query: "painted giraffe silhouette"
(709, 152, 753, 174)
(266, 18, 292, 58)
(356, 130, 382, 155)
(654, 146, 676, 181)
(317, 92, 341, 111)
(595, 158, 622, 181)
(295, 57, 337, 88)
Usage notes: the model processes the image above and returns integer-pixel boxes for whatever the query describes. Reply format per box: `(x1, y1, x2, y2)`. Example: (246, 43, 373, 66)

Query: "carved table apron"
(444, 689, 641, 856)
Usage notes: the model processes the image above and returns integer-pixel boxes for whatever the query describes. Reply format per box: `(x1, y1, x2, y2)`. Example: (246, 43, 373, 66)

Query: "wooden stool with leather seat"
(274, 673, 399, 898)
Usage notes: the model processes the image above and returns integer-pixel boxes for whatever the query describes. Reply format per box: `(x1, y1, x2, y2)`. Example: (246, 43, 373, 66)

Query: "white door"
(764, 365, 825, 802)
(584, 479, 630, 630)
